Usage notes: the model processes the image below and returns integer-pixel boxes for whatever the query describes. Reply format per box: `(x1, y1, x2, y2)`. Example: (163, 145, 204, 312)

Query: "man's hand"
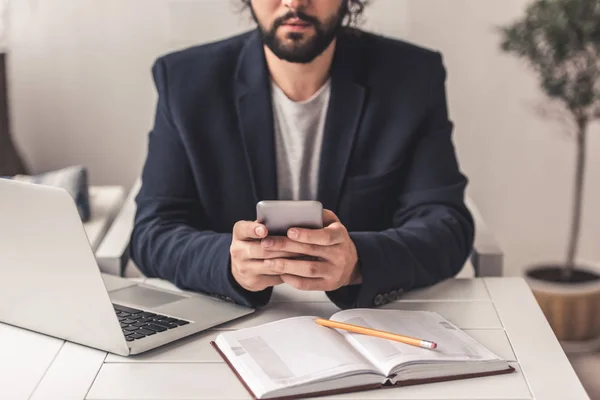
(260, 210, 362, 291)
(230, 221, 298, 292)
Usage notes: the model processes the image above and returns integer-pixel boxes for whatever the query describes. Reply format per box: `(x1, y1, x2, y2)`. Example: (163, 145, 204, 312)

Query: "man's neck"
(265, 41, 336, 102)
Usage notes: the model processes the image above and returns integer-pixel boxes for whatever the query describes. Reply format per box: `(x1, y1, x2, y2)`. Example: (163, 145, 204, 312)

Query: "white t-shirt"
(271, 79, 332, 201)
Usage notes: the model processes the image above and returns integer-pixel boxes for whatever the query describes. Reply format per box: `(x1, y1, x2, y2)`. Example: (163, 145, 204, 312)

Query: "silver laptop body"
(0, 179, 254, 356)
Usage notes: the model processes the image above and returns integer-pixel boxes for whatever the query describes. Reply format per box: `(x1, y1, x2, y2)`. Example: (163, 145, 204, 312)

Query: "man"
(129, 0, 474, 310)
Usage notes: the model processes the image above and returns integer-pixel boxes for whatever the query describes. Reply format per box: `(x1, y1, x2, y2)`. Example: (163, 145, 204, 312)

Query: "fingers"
(234, 241, 298, 260)
(238, 272, 284, 291)
(260, 236, 324, 257)
(235, 260, 286, 277)
(233, 221, 268, 241)
(287, 222, 345, 246)
(264, 258, 330, 279)
(232, 260, 284, 291)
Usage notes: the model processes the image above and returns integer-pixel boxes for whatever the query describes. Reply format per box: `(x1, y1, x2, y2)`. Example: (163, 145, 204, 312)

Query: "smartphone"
(256, 200, 323, 236)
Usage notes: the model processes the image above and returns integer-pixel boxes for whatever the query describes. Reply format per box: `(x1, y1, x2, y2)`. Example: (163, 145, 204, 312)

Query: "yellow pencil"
(315, 318, 438, 349)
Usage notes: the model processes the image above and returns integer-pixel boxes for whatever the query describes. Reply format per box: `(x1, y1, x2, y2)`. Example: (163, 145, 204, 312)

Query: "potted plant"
(499, 0, 600, 342)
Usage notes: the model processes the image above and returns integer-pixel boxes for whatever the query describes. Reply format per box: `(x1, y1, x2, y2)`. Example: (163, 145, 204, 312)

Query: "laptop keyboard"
(113, 304, 190, 342)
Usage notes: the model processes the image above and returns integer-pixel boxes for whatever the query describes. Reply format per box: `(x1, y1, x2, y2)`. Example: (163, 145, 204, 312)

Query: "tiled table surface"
(0, 278, 590, 400)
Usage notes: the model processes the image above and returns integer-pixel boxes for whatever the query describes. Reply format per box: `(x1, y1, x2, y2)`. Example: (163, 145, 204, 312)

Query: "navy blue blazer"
(129, 28, 475, 310)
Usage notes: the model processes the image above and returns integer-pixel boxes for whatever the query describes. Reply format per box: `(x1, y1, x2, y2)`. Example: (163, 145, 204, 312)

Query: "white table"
(0, 278, 589, 400)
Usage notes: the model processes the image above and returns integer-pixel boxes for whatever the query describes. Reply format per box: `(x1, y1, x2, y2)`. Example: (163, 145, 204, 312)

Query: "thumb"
(323, 209, 340, 226)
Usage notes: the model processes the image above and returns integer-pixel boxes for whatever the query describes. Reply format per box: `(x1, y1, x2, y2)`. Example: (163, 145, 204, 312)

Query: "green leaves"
(499, 0, 600, 122)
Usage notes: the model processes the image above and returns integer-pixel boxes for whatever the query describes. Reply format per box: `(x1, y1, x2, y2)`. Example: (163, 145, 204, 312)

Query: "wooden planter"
(526, 266, 600, 342)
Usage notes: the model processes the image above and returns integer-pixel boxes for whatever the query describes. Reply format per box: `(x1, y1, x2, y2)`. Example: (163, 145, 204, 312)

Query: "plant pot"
(526, 265, 600, 342)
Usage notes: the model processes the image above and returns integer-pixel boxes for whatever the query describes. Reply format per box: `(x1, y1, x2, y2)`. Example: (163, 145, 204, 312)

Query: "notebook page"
(330, 309, 502, 376)
(215, 316, 381, 397)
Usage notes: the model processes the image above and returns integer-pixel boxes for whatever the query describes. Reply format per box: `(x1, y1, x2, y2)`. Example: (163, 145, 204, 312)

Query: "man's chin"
(278, 31, 313, 43)
(275, 37, 314, 52)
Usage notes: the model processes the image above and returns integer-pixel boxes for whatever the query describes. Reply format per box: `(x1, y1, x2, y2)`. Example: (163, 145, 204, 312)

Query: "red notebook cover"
(210, 341, 516, 400)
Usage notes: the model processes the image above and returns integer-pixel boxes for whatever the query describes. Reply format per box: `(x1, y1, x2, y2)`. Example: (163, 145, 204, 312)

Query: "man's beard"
(252, 6, 346, 64)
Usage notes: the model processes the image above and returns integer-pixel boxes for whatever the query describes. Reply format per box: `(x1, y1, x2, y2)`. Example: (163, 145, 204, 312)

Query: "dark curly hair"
(238, 0, 370, 26)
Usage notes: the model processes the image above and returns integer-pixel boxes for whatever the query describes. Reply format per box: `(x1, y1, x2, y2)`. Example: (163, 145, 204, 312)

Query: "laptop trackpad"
(109, 285, 187, 309)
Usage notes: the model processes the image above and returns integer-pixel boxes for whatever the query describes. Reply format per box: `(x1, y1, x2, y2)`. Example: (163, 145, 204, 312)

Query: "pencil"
(315, 318, 438, 350)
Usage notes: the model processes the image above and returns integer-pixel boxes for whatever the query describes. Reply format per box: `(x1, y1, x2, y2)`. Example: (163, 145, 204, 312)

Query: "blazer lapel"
(235, 31, 278, 204)
(318, 30, 367, 212)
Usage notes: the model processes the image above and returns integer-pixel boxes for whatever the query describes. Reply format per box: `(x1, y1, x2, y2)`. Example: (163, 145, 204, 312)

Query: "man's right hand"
(230, 221, 296, 292)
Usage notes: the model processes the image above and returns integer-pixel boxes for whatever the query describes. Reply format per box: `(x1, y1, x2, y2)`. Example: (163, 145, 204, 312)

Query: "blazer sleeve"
(128, 59, 272, 308)
(326, 53, 475, 309)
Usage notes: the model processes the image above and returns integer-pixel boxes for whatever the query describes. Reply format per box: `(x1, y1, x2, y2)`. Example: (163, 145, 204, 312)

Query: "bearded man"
(130, 0, 474, 310)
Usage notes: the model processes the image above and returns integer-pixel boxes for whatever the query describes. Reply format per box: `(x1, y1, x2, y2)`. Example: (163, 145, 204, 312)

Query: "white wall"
(7, 0, 255, 186)
(6, 0, 408, 187)
(407, 0, 600, 276)
(6, 0, 600, 276)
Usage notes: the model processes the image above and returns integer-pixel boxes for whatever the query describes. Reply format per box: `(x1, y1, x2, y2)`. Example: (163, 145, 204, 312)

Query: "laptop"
(0, 179, 255, 356)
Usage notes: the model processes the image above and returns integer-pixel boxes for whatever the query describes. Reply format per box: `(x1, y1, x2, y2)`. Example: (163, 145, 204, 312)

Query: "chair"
(95, 179, 503, 278)
(83, 185, 125, 252)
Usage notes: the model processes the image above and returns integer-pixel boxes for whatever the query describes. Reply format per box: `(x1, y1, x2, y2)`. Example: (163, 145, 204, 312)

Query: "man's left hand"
(260, 210, 362, 291)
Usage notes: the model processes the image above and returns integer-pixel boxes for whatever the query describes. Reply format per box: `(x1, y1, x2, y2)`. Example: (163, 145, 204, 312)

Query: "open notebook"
(211, 309, 514, 400)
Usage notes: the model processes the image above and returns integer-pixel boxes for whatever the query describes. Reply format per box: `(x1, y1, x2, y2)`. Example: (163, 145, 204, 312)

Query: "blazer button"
(374, 294, 383, 306)
(389, 290, 398, 301)
(382, 293, 389, 305)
